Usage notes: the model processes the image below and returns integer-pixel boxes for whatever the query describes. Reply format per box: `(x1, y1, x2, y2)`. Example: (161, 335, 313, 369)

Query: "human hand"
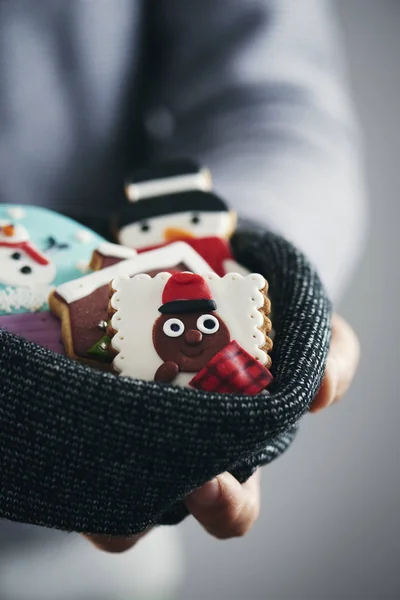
(84, 470, 261, 552)
(84, 313, 358, 552)
(184, 469, 260, 539)
(310, 313, 360, 412)
(181, 314, 359, 540)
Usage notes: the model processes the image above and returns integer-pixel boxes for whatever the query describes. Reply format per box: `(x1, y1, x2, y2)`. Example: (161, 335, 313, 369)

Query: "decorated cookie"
(0, 205, 106, 315)
(0, 205, 108, 352)
(114, 161, 241, 276)
(0, 221, 56, 288)
(49, 241, 215, 368)
(109, 272, 273, 394)
(90, 242, 137, 270)
(117, 189, 236, 250)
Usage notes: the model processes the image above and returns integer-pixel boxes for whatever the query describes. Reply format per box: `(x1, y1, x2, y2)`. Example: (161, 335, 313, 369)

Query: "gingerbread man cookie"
(49, 242, 215, 368)
(152, 274, 232, 382)
(110, 272, 273, 394)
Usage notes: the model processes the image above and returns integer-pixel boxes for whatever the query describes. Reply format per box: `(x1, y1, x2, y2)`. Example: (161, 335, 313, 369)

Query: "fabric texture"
(0, 228, 332, 535)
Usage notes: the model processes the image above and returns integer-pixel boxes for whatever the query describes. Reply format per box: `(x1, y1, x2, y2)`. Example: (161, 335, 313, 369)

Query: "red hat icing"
(159, 273, 217, 314)
(162, 273, 211, 303)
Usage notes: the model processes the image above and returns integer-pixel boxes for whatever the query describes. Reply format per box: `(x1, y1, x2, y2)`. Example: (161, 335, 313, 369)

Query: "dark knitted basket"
(0, 228, 332, 535)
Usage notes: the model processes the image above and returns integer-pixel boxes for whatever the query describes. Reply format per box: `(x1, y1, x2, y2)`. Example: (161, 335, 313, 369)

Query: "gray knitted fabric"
(0, 229, 331, 535)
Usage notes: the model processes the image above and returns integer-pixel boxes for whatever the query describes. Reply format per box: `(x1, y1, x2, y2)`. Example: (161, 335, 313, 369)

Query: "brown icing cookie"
(50, 242, 215, 368)
(153, 311, 231, 375)
(109, 272, 273, 393)
(154, 360, 180, 383)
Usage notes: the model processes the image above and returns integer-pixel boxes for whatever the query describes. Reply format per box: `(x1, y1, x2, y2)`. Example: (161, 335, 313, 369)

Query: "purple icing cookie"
(0, 312, 65, 354)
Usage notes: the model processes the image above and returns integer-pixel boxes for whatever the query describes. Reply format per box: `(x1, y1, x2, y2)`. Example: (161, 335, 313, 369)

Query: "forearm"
(196, 109, 366, 302)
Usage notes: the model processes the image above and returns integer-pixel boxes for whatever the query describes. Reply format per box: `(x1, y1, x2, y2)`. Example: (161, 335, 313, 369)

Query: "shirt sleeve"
(145, 0, 368, 301)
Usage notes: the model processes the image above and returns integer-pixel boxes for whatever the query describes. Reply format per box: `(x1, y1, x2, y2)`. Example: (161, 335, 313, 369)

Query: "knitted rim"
(0, 229, 332, 535)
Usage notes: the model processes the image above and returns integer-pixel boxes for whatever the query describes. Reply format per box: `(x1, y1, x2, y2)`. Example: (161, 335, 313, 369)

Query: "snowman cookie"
(114, 161, 242, 276)
(0, 205, 106, 315)
(0, 221, 56, 288)
(109, 272, 273, 395)
(49, 241, 215, 368)
(0, 205, 105, 352)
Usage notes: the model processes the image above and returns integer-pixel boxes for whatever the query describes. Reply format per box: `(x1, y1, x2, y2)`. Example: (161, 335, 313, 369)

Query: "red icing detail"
(0, 241, 50, 265)
(137, 236, 233, 276)
(161, 272, 212, 304)
(189, 340, 273, 395)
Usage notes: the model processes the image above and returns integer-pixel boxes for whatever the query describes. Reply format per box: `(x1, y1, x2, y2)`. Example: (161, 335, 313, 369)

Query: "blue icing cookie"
(0, 205, 106, 315)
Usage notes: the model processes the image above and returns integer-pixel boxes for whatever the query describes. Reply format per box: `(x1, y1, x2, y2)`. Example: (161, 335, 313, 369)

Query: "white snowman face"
(118, 210, 236, 249)
(0, 221, 56, 287)
(0, 247, 56, 287)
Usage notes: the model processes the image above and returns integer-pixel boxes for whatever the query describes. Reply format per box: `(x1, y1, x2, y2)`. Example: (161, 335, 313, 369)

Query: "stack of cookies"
(2, 162, 274, 395)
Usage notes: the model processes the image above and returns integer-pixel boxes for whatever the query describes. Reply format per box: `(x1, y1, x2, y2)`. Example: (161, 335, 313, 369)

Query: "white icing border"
(97, 242, 137, 259)
(110, 272, 269, 382)
(110, 273, 170, 378)
(55, 242, 215, 304)
(202, 273, 268, 365)
(223, 258, 251, 277)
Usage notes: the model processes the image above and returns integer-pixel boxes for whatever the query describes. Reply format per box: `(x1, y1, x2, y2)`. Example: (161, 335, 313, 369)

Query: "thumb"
(310, 313, 360, 412)
(184, 470, 260, 539)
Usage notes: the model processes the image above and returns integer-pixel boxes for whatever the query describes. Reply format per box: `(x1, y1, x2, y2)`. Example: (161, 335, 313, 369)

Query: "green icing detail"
(87, 335, 113, 362)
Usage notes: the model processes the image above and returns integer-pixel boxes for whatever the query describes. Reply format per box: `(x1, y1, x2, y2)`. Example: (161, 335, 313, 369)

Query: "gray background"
(179, 1, 400, 598)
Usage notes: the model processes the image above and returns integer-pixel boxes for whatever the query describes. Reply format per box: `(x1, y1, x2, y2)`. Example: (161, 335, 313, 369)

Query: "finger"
(82, 531, 148, 553)
(184, 470, 260, 540)
(310, 313, 360, 413)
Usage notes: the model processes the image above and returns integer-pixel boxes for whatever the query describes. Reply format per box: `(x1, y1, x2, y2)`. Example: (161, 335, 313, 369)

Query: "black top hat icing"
(117, 190, 229, 227)
(116, 159, 229, 229)
(125, 159, 203, 185)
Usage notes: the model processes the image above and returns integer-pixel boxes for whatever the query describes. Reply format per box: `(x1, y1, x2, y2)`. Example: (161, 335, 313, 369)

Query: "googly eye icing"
(197, 314, 220, 334)
(163, 318, 185, 338)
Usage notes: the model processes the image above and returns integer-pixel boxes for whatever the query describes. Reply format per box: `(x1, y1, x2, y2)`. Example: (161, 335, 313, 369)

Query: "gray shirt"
(0, 0, 366, 299)
(0, 1, 366, 598)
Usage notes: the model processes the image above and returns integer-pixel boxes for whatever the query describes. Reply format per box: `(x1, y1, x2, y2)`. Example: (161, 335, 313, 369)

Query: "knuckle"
(217, 497, 259, 539)
(230, 520, 251, 538)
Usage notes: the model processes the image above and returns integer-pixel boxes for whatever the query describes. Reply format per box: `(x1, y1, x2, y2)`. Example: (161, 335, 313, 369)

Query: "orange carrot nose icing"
(2, 224, 15, 237)
(163, 227, 195, 242)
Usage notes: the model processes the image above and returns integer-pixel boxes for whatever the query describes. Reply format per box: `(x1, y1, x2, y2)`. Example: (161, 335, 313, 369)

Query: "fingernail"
(187, 478, 221, 507)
